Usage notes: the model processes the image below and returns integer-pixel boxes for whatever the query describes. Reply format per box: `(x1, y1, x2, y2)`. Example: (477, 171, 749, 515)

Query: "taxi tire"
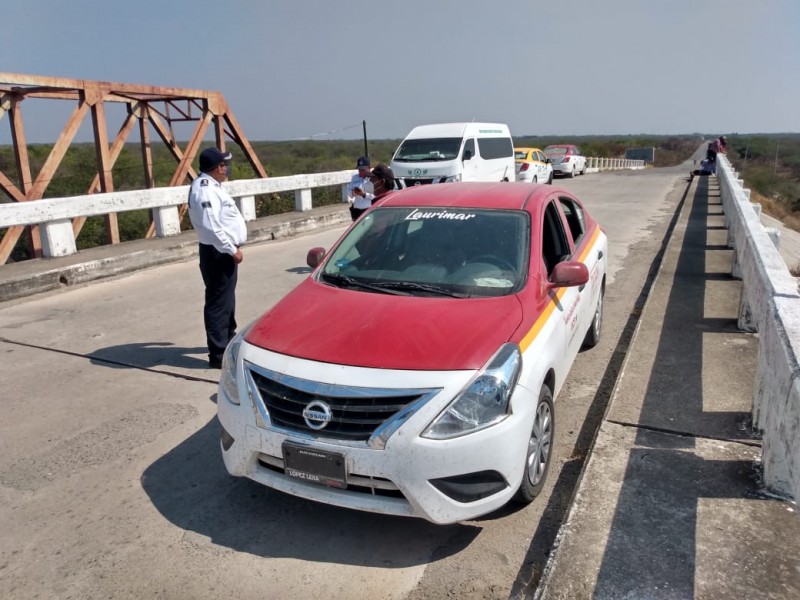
(514, 385, 554, 504)
(547, 172, 553, 185)
(582, 286, 604, 348)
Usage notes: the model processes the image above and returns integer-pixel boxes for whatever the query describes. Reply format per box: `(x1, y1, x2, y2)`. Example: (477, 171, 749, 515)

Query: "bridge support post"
(765, 227, 781, 251)
(736, 287, 757, 332)
(40, 220, 77, 257)
(236, 196, 256, 221)
(152, 206, 181, 237)
(295, 189, 312, 212)
(341, 184, 350, 203)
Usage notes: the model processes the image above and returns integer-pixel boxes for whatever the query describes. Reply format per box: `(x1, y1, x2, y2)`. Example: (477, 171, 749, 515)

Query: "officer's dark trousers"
(199, 243, 238, 362)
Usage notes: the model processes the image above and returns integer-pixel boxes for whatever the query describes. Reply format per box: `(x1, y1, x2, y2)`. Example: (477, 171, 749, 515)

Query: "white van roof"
(403, 122, 511, 139)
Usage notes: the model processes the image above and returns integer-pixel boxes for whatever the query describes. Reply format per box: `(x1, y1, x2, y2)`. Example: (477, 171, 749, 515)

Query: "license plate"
(282, 442, 346, 489)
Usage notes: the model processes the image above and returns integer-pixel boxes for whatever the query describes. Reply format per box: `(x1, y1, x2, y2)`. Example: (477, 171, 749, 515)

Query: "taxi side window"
(542, 201, 570, 275)
(558, 197, 586, 246)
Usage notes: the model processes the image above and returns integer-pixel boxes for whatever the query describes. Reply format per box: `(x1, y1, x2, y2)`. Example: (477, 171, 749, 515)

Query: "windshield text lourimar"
(405, 209, 477, 221)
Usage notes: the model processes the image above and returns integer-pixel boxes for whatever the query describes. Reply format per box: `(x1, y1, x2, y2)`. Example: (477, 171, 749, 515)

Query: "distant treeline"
(1, 134, 798, 262)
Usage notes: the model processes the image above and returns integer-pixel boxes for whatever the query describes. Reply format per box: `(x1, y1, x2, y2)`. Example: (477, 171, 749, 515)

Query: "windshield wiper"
(369, 280, 469, 298)
(321, 272, 410, 296)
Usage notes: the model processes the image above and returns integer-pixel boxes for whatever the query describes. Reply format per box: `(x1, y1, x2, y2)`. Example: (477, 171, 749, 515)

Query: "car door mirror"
(307, 247, 326, 268)
(548, 261, 589, 288)
(463, 150, 473, 161)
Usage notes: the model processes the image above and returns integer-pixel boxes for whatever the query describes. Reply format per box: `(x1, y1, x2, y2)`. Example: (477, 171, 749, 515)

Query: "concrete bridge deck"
(1, 174, 799, 598)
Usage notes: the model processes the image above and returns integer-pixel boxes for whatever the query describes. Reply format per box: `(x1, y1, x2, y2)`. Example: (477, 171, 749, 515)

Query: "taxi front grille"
(247, 367, 433, 442)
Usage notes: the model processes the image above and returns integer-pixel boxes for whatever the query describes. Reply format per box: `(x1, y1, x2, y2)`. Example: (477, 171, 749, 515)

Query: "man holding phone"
(346, 155, 374, 221)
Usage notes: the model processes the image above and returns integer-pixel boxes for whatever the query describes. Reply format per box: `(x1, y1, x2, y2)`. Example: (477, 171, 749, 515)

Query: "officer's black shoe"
(208, 356, 223, 369)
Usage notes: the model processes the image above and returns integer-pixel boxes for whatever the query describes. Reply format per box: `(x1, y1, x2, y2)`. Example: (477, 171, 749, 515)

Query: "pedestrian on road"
(188, 147, 247, 369)
(346, 155, 374, 221)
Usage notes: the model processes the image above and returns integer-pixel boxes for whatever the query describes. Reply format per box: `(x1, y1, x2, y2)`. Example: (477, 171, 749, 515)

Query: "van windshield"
(394, 138, 462, 162)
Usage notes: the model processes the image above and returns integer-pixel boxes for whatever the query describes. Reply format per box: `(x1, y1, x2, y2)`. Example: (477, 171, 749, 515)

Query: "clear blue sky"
(2, 0, 798, 143)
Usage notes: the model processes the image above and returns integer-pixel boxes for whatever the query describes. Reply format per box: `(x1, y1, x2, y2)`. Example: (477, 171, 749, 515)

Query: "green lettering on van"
(478, 129, 502, 134)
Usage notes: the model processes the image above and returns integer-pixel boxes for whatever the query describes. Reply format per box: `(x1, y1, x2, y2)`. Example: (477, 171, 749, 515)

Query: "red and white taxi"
(217, 182, 607, 524)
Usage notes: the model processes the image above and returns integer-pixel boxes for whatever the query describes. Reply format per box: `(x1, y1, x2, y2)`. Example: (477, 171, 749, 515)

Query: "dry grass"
(752, 189, 800, 233)
(749, 190, 800, 275)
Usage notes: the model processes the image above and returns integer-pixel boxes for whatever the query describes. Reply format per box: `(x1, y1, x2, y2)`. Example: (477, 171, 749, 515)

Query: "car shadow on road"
(141, 417, 479, 567)
(89, 341, 209, 370)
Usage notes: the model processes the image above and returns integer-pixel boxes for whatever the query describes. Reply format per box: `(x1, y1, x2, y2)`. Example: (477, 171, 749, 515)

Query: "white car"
(544, 144, 587, 178)
(515, 147, 554, 184)
(217, 182, 607, 524)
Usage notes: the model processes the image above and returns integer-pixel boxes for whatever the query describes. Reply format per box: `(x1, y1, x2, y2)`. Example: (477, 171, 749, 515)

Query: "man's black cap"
(200, 147, 233, 172)
(370, 164, 395, 190)
(356, 156, 371, 169)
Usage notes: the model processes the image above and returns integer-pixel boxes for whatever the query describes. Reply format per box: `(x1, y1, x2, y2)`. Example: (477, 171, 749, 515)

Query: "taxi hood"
(245, 279, 523, 371)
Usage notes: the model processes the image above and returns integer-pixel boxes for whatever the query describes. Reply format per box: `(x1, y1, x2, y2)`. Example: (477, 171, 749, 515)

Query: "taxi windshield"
(321, 207, 530, 298)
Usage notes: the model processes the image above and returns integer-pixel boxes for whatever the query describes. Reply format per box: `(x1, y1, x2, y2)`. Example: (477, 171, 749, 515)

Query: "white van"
(390, 122, 515, 188)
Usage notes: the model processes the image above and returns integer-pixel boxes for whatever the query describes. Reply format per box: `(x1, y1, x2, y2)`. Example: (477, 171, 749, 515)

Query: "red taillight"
(519, 163, 530, 171)
(563, 157, 571, 162)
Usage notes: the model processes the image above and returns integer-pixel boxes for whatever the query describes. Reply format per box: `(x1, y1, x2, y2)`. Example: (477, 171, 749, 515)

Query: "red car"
(544, 145, 587, 178)
(217, 182, 607, 523)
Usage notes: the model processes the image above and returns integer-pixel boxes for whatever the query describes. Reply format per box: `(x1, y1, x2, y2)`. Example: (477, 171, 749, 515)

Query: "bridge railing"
(0, 170, 355, 259)
(585, 157, 646, 173)
(717, 154, 800, 504)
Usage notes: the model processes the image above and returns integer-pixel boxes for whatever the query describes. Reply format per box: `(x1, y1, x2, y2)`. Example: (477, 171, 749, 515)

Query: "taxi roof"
(379, 181, 557, 211)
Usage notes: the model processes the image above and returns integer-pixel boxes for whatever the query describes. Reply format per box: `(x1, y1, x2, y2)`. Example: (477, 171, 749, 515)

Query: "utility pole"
(363, 120, 369, 158)
(774, 139, 780, 174)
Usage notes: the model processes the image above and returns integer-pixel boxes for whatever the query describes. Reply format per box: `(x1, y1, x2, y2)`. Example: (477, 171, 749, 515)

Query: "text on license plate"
(283, 442, 346, 489)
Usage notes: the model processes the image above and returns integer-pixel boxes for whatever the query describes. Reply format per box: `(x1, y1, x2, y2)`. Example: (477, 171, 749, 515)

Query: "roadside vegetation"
(1, 134, 798, 263)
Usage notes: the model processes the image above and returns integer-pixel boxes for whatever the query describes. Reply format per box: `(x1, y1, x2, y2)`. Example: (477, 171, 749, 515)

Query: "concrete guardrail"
(717, 154, 800, 504)
(585, 157, 645, 173)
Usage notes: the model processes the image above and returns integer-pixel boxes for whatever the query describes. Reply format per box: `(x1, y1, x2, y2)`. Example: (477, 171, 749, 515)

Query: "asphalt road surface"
(1, 162, 704, 599)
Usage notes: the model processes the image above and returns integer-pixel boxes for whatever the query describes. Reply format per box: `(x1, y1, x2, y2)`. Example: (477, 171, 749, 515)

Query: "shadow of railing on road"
(593, 175, 761, 596)
(140, 417, 479, 566)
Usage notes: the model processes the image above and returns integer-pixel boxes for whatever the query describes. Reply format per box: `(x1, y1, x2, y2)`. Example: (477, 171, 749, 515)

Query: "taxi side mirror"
(549, 261, 589, 288)
(307, 247, 326, 268)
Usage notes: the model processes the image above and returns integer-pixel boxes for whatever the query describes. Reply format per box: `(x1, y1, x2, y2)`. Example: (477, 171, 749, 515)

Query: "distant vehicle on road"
(390, 122, 515, 188)
(515, 147, 554, 184)
(217, 182, 608, 524)
(544, 144, 587, 178)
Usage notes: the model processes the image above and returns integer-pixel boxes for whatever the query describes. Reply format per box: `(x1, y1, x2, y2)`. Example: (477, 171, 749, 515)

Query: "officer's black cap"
(200, 147, 233, 172)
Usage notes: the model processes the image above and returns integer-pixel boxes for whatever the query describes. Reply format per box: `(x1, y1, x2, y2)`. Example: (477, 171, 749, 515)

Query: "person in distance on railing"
(187, 147, 247, 369)
(346, 155, 374, 221)
(705, 135, 728, 175)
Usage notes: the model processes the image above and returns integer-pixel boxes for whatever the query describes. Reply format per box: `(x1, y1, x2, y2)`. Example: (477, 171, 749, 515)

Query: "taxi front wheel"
(514, 385, 554, 504)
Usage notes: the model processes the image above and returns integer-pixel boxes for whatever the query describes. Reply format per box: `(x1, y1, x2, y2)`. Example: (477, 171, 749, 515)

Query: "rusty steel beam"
(0, 72, 269, 265)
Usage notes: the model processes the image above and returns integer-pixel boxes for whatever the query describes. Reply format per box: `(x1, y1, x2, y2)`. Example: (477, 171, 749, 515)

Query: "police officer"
(346, 155, 374, 221)
(188, 147, 247, 368)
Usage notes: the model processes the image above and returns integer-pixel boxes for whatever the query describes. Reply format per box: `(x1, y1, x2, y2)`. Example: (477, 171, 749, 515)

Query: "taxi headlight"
(423, 344, 521, 439)
(219, 333, 245, 405)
